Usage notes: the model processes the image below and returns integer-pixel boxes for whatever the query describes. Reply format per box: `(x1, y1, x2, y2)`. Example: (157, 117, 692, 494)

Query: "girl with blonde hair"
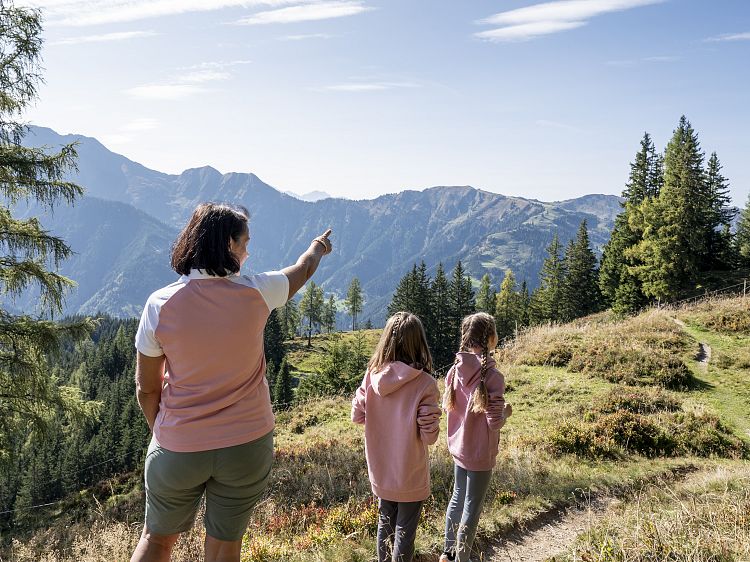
(351, 311, 441, 562)
(440, 312, 512, 562)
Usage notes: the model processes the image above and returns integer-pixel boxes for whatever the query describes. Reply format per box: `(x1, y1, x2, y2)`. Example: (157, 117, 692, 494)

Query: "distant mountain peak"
(284, 190, 334, 202)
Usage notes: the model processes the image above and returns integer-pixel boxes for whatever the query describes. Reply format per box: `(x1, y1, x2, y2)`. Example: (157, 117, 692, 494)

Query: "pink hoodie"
(446, 352, 507, 471)
(351, 361, 441, 502)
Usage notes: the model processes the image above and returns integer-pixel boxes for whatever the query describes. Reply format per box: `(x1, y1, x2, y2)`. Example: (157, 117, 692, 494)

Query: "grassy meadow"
(4, 297, 750, 561)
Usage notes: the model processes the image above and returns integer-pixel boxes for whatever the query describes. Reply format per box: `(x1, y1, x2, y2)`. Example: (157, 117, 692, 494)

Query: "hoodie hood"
(371, 361, 425, 397)
(454, 352, 497, 388)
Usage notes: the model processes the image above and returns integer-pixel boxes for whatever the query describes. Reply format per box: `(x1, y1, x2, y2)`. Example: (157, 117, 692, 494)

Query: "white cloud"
(235, 1, 371, 25)
(535, 119, 587, 133)
(17, 0, 298, 27)
(126, 84, 207, 100)
(643, 55, 679, 62)
(49, 30, 157, 45)
(281, 32, 335, 40)
(476, 0, 665, 42)
(704, 32, 750, 43)
(476, 20, 586, 42)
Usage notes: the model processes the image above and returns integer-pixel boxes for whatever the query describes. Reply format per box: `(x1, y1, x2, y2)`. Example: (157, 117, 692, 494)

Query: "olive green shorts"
(144, 430, 274, 541)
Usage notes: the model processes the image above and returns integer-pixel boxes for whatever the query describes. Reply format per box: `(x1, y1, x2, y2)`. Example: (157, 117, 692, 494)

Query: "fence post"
(744, 279, 747, 298)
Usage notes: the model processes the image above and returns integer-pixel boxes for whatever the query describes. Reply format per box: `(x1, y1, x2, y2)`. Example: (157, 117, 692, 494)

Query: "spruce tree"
(736, 194, 750, 267)
(322, 294, 337, 333)
(704, 152, 735, 269)
(387, 265, 417, 317)
(519, 280, 531, 327)
(272, 358, 293, 410)
(413, 261, 432, 331)
(475, 273, 496, 314)
(0, 2, 97, 460)
(429, 263, 453, 371)
(561, 220, 600, 320)
(448, 261, 475, 348)
(299, 281, 324, 347)
(630, 116, 706, 300)
(263, 309, 285, 369)
(279, 298, 300, 339)
(532, 233, 566, 322)
(345, 277, 363, 331)
(495, 270, 520, 340)
(599, 132, 658, 313)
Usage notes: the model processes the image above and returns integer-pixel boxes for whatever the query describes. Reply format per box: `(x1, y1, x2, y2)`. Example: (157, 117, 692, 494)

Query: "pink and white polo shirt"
(135, 269, 289, 452)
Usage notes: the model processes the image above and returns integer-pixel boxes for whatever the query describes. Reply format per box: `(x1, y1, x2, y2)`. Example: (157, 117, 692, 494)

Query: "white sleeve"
(135, 296, 164, 357)
(252, 271, 289, 311)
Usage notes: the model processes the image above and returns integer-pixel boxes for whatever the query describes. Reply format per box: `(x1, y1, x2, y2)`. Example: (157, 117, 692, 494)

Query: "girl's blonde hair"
(443, 312, 497, 414)
(368, 312, 433, 374)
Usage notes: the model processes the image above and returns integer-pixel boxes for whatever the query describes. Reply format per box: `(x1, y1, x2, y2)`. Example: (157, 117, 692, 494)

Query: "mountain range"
(13, 126, 623, 324)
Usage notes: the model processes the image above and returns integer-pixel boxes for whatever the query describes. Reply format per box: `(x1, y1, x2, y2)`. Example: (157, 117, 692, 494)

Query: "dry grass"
(497, 310, 694, 389)
(563, 463, 750, 561)
(678, 296, 750, 334)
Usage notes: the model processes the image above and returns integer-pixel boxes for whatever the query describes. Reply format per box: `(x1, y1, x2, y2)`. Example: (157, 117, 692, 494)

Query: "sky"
(18, 0, 750, 205)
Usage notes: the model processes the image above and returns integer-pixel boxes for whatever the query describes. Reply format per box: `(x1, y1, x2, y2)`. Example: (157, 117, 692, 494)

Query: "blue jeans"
(443, 464, 492, 562)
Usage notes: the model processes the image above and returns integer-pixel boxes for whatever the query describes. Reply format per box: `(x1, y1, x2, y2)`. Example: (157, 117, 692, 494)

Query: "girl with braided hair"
(439, 312, 512, 562)
(351, 312, 441, 562)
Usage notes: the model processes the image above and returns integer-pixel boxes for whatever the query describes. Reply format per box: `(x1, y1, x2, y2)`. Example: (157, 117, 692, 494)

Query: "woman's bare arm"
(282, 229, 332, 299)
(135, 352, 166, 431)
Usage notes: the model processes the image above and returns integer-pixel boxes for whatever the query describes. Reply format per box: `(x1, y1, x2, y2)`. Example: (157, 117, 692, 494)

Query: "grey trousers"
(444, 465, 492, 562)
(377, 498, 423, 562)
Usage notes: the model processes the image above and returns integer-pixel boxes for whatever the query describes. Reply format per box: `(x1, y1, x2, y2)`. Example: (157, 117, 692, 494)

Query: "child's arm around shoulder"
(485, 367, 508, 431)
(351, 371, 370, 425)
(417, 375, 441, 445)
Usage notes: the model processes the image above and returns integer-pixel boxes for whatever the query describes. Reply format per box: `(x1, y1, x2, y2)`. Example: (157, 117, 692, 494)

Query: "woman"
(130, 202, 332, 562)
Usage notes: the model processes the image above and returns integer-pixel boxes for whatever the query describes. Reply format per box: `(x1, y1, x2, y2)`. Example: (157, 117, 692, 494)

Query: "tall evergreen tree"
(519, 280, 531, 327)
(704, 152, 735, 269)
(561, 220, 600, 320)
(413, 261, 432, 332)
(495, 270, 520, 340)
(532, 233, 566, 322)
(322, 294, 337, 333)
(299, 281, 324, 347)
(388, 265, 417, 317)
(736, 194, 750, 267)
(279, 298, 300, 339)
(629, 116, 707, 301)
(599, 132, 659, 313)
(448, 261, 475, 348)
(429, 263, 453, 371)
(475, 273, 496, 315)
(345, 277, 363, 331)
(0, 2, 97, 459)
(263, 309, 285, 370)
(272, 358, 293, 410)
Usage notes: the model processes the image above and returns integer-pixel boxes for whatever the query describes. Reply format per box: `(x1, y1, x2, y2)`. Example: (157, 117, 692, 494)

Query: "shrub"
(592, 386, 682, 415)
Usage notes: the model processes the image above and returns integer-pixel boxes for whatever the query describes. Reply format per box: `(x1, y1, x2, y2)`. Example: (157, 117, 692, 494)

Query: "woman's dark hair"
(171, 203, 249, 277)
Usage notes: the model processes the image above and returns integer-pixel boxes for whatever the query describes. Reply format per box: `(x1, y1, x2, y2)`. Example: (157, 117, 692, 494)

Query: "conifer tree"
(561, 220, 600, 320)
(629, 116, 707, 300)
(475, 273, 496, 314)
(413, 261, 432, 332)
(388, 265, 417, 317)
(272, 358, 293, 410)
(495, 270, 520, 340)
(704, 152, 735, 269)
(736, 194, 750, 267)
(532, 233, 566, 322)
(0, 2, 97, 459)
(279, 298, 300, 339)
(448, 261, 475, 347)
(263, 309, 285, 370)
(519, 280, 531, 327)
(322, 294, 337, 333)
(345, 277, 363, 331)
(299, 281, 324, 347)
(599, 132, 658, 313)
(429, 263, 453, 370)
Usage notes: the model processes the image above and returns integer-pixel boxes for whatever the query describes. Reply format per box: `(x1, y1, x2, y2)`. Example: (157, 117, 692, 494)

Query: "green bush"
(592, 386, 682, 415)
(568, 348, 692, 389)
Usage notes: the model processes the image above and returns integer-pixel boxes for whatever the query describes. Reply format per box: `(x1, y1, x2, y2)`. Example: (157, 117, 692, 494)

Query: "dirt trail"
(671, 317, 712, 371)
(485, 497, 617, 562)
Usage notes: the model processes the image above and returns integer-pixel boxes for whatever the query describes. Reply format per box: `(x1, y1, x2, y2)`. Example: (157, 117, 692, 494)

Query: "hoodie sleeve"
(351, 371, 369, 425)
(417, 377, 441, 445)
(485, 367, 507, 431)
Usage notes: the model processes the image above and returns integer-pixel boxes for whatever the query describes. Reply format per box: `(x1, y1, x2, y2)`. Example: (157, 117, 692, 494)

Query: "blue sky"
(20, 0, 750, 205)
